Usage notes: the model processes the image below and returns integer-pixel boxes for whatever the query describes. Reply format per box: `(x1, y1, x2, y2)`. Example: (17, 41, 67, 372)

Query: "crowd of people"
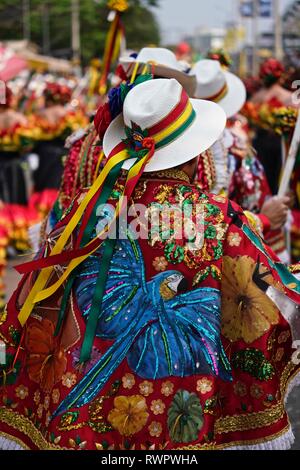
(0, 44, 300, 451)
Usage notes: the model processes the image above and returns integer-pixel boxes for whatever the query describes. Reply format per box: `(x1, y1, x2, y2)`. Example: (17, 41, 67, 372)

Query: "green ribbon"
(54, 161, 124, 338)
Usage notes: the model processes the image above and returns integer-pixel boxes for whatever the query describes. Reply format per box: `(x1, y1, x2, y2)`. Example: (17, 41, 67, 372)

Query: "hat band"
(124, 88, 196, 156)
(203, 82, 228, 103)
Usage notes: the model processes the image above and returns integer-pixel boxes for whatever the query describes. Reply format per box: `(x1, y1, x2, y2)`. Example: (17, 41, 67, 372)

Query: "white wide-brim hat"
(191, 59, 246, 118)
(103, 78, 226, 172)
(119, 47, 196, 97)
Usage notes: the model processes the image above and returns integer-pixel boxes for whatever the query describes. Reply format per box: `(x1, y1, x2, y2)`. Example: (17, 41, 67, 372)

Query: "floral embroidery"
(62, 372, 77, 388)
(37, 403, 44, 419)
(108, 395, 149, 436)
(221, 256, 279, 343)
(275, 348, 284, 362)
(250, 384, 264, 399)
(167, 390, 203, 443)
(233, 381, 247, 397)
(148, 421, 162, 437)
(52, 389, 60, 404)
(196, 378, 213, 395)
(161, 381, 174, 397)
(44, 394, 50, 410)
(152, 256, 168, 272)
(122, 373, 135, 390)
(148, 185, 228, 270)
(227, 232, 242, 247)
(139, 381, 153, 397)
(278, 331, 290, 344)
(45, 411, 51, 427)
(150, 400, 165, 415)
(25, 319, 67, 392)
(15, 385, 28, 400)
(33, 390, 40, 405)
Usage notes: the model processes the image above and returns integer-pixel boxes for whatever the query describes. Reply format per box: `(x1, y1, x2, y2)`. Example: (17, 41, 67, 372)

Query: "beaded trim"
(178, 425, 291, 450)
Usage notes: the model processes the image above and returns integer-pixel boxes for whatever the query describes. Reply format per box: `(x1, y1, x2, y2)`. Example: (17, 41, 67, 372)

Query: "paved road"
(3, 260, 300, 450)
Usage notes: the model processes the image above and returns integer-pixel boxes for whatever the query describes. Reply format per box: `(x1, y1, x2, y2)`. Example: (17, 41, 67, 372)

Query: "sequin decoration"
(148, 184, 228, 270)
(232, 349, 275, 381)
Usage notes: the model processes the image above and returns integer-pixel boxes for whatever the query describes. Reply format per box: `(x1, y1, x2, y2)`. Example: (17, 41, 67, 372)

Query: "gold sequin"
(178, 425, 290, 450)
(214, 402, 285, 435)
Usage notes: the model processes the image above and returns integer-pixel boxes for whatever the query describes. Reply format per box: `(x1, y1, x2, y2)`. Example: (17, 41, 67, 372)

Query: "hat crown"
(123, 78, 183, 130)
(136, 47, 184, 71)
(192, 59, 226, 98)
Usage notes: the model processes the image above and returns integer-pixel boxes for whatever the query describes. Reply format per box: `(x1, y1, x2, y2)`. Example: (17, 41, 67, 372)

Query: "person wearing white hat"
(192, 60, 290, 253)
(1, 78, 300, 451)
(46, 47, 196, 236)
(119, 47, 196, 97)
(191, 59, 246, 119)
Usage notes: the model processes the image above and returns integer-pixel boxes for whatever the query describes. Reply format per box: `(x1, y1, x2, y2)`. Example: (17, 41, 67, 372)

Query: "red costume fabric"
(0, 172, 300, 450)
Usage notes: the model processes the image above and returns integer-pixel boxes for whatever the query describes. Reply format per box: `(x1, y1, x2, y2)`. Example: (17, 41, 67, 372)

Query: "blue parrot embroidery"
(52, 233, 231, 417)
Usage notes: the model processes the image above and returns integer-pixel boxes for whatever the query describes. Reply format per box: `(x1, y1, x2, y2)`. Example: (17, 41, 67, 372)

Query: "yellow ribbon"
(28, 150, 151, 305)
(17, 96, 195, 326)
(17, 148, 128, 326)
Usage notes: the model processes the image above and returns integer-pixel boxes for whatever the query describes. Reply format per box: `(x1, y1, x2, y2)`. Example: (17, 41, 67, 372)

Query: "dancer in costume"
(47, 48, 196, 231)
(247, 58, 296, 195)
(0, 78, 300, 450)
(33, 82, 79, 193)
(0, 87, 36, 309)
(191, 59, 291, 260)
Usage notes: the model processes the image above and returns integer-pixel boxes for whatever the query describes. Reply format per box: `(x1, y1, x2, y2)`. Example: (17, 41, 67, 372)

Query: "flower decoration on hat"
(123, 122, 155, 160)
(207, 48, 232, 69)
(94, 74, 153, 142)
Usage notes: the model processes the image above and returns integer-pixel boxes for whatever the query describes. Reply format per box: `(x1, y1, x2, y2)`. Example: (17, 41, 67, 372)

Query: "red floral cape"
(0, 176, 299, 450)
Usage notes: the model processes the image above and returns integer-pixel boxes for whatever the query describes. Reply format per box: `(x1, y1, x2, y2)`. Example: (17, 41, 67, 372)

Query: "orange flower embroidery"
(15, 385, 28, 400)
(25, 319, 67, 393)
(149, 421, 162, 437)
(150, 400, 165, 415)
(122, 373, 135, 390)
(161, 381, 174, 397)
(52, 388, 60, 404)
(152, 256, 168, 272)
(108, 395, 149, 436)
(139, 381, 153, 397)
(196, 378, 213, 395)
(62, 372, 77, 388)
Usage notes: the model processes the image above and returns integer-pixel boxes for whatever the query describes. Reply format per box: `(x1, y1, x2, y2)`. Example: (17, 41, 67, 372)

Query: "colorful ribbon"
(17, 87, 196, 361)
(204, 82, 228, 103)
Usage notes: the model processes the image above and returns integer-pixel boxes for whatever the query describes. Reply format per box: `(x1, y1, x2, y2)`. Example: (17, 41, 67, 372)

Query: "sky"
(155, 0, 295, 44)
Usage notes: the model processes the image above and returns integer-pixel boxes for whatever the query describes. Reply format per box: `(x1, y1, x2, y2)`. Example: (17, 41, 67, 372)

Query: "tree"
(0, 0, 160, 64)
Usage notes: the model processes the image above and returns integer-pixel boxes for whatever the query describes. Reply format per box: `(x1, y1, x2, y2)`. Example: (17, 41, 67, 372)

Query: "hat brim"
(219, 71, 246, 118)
(119, 58, 196, 97)
(103, 98, 226, 172)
